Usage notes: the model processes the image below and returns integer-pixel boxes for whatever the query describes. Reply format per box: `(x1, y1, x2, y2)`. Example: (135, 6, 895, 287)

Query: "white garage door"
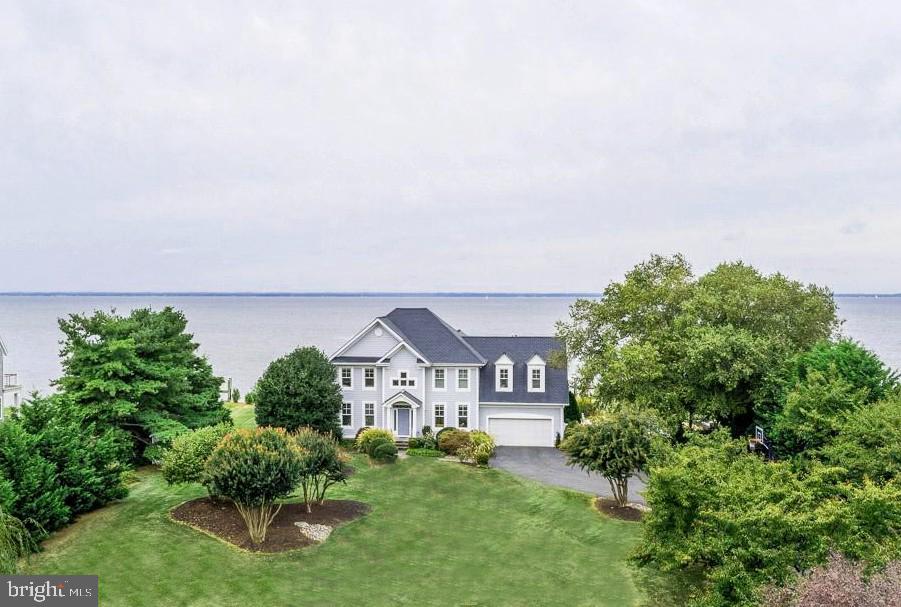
(488, 417, 554, 447)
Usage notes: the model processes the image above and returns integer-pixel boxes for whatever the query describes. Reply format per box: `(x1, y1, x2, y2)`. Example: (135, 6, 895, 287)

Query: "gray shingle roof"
(381, 309, 485, 364)
(332, 355, 381, 363)
(462, 336, 569, 404)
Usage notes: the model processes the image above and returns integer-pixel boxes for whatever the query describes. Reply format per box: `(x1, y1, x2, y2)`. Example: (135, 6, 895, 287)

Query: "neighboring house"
(329, 308, 568, 447)
(0, 334, 22, 418)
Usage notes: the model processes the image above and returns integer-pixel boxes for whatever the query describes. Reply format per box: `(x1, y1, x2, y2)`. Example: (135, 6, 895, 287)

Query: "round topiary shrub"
(204, 427, 304, 544)
(437, 428, 472, 455)
(371, 441, 398, 463)
(355, 428, 394, 454)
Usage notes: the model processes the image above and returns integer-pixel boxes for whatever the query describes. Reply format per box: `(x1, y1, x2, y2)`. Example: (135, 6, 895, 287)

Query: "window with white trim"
(391, 371, 416, 388)
(434, 403, 445, 428)
(433, 368, 446, 390)
(527, 354, 546, 393)
(498, 367, 510, 390)
(457, 403, 469, 428)
(341, 402, 352, 426)
(364, 402, 375, 426)
(340, 367, 352, 389)
(457, 368, 470, 390)
(531, 368, 543, 390)
(363, 367, 375, 389)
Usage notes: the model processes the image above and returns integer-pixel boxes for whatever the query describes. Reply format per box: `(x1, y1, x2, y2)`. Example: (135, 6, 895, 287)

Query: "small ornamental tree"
(560, 410, 656, 507)
(204, 428, 303, 544)
(294, 428, 348, 512)
(161, 423, 232, 488)
(254, 347, 343, 437)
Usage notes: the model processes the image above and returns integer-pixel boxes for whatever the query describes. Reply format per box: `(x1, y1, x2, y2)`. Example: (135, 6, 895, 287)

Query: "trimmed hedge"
(406, 448, 443, 457)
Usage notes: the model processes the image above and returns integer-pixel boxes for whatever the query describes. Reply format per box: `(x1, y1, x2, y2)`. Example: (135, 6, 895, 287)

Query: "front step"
(395, 439, 410, 449)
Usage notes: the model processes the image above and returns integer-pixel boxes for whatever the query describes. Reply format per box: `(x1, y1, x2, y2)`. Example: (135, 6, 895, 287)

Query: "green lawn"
(25, 455, 657, 606)
(224, 401, 256, 429)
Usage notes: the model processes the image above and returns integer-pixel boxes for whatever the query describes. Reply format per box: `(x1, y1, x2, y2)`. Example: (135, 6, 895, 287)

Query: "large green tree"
(557, 254, 838, 436)
(55, 307, 229, 458)
(254, 347, 343, 438)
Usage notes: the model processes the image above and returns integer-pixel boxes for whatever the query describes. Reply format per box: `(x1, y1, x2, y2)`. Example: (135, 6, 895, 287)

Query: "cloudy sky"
(2, 2, 901, 293)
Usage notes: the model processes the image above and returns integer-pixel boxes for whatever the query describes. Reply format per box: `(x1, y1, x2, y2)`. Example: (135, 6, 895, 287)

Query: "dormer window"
(527, 354, 546, 393)
(495, 354, 514, 392)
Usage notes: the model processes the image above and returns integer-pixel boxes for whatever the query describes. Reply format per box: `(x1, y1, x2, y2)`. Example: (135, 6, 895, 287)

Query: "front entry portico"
(383, 390, 422, 438)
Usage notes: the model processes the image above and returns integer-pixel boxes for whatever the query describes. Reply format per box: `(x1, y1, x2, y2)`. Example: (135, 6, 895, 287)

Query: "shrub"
(458, 430, 495, 466)
(231, 388, 240, 403)
(355, 428, 394, 454)
(407, 437, 423, 449)
(205, 427, 304, 544)
(371, 441, 398, 463)
(438, 429, 471, 455)
(354, 426, 371, 442)
(435, 427, 454, 445)
(161, 422, 233, 487)
(406, 448, 443, 457)
(418, 426, 438, 450)
(254, 346, 343, 438)
(295, 427, 348, 512)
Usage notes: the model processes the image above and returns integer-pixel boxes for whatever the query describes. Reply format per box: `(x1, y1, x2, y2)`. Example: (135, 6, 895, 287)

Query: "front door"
(395, 408, 411, 437)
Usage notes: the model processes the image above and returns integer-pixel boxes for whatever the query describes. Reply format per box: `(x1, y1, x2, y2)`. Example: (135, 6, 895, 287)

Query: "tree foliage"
(14, 394, 130, 516)
(635, 431, 901, 607)
(557, 254, 838, 436)
(254, 347, 343, 438)
(560, 410, 657, 507)
(762, 340, 899, 457)
(822, 395, 901, 484)
(55, 307, 228, 459)
(205, 427, 304, 544)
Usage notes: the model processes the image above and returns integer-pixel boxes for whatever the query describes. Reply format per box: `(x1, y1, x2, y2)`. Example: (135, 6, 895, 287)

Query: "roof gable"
(381, 309, 485, 365)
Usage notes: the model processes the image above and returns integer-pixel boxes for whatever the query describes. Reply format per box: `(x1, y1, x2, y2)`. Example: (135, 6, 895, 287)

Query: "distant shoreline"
(0, 292, 897, 298)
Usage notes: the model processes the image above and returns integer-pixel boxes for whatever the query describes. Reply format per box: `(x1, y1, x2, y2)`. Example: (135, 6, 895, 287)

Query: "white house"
(0, 334, 22, 418)
(329, 308, 569, 447)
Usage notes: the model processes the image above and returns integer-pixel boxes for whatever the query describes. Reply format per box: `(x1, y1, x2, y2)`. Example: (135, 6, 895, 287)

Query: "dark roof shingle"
(462, 336, 569, 404)
(381, 309, 485, 364)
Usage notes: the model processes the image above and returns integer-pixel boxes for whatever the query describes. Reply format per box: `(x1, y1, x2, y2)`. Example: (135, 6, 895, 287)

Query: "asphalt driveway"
(491, 447, 647, 505)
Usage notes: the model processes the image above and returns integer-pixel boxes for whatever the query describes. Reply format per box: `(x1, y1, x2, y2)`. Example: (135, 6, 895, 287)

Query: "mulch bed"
(171, 498, 370, 553)
(595, 497, 645, 522)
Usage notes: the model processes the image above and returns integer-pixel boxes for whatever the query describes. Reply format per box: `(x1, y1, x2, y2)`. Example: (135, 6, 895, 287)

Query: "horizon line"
(0, 291, 898, 298)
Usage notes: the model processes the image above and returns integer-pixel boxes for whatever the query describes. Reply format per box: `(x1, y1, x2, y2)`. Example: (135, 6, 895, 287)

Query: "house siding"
(424, 366, 480, 431)
(340, 326, 399, 358)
